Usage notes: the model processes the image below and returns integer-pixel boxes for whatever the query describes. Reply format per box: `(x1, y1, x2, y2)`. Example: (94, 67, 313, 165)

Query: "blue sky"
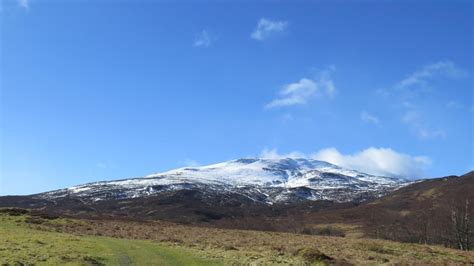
(1, 0, 473, 195)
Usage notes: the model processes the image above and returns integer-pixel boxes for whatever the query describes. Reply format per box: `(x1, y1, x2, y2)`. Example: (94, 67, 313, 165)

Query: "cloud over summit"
(261, 147, 430, 179)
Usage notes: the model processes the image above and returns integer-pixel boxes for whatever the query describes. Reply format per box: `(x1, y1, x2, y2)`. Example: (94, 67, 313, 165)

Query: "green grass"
(0, 214, 221, 265)
(2, 210, 473, 265)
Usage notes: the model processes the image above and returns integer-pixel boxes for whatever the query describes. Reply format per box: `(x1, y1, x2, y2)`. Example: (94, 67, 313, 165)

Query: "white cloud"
(360, 111, 380, 124)
(260, 147, 430, 179)
(194, 30, 212, 47)
(18, 0, 29, 9)
(312, 147, 431, 179)
(318, 67, 336, 97)
(266, 67, 336, 108)
(397, 61, 466, 89)
(401, 110, 446, 139)
(265, 78, 316, 108)
(251, 18, 288, 41)
(260, 148, 305, 160)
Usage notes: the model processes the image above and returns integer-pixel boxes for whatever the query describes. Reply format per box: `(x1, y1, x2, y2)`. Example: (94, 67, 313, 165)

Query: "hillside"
(281, 171, 474, 249)
(1, 209, 473, 265)
(1, 171, 472, 252)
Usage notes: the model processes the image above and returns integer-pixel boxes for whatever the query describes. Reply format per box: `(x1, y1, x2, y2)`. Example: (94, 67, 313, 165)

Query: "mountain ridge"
(35, 157, 409, 204)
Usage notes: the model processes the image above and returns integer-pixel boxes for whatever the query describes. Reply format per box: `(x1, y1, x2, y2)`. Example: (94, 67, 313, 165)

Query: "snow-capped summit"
(39, 158, 409, 204)
(147, 157, 403, 188)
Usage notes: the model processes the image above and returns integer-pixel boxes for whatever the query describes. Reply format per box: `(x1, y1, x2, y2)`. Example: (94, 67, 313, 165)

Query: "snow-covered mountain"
(38, 158, 410, 204)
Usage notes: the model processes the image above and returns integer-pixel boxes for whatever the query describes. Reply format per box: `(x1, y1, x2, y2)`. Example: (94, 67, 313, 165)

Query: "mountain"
(1, 168, 470, 251)
(37, 158, 408, 204)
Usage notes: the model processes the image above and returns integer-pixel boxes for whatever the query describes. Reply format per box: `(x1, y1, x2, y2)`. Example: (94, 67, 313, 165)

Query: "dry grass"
(0, 213, 219, 265)
(420, 188, 439, 199)
(307, 223, 364, 238)
(28, 215, 474, 265)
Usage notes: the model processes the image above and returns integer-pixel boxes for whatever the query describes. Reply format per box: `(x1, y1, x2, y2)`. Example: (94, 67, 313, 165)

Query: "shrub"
(298, 247, 334, 263)
(0, 208, 29, 216)
(300, 226, 346, 237)
(24, 216, 45, 225)
(82, 256, 105, 266)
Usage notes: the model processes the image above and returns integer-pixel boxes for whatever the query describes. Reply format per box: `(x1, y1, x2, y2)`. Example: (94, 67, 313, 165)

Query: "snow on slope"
(40, 158, 409, 203)
(145, 158, 403, 187)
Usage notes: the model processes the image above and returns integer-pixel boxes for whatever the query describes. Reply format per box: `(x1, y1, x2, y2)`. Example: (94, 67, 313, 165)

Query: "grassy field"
(1, 210, 474, 265)
(0, 212, 220, 265)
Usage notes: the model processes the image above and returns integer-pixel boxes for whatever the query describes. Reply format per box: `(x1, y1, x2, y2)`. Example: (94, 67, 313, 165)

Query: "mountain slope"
(1, 170, 471, 251)
(36, 158, 408, 204)
(272, 171, 474, 249)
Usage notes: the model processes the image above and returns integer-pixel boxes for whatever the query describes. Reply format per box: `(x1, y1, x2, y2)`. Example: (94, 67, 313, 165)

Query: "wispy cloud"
(379, 61, 468, 140)
(378, 61, 467, 98)
(397, 60, 467, 90)
(265, 67, 336, 109)
(18, 0, 29, 10)
(401, 110, 446, 139)
(251, 18, 288, 41)
(194, 30, 212, 47)
(260, 147, 430, 179)
(360, 111, 380, 124)
(446, 100, 464, 109)
(265, 78, 317, 108)
(446, 100, 473, 113)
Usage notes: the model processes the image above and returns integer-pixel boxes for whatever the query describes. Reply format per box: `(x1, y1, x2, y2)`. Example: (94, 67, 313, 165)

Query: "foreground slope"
(0, 210, 219, 265)
(1, 209, 473, 265)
